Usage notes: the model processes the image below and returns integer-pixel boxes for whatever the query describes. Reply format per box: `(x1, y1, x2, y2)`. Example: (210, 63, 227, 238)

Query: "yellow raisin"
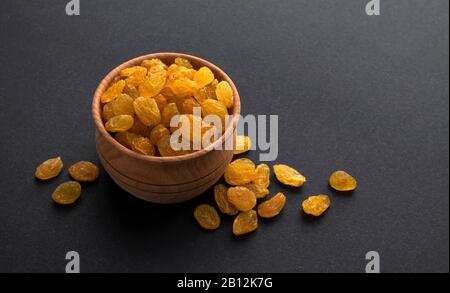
(233, 210, 258, 236)
(68, 161, 99, 182)
(243, 183, 269, 199)
(194, 204, 220, 230)
(131, 136, 155, 156)
(254, 163, 270, 188)
(171, 78, 198, 97)
(194, 84, 216, 103)
(157, 135, 189, 157)
(52, 181, 81, 205)
(123, 84, 139, 99)
(233, 135, 251, 154)
(329, 170, 357, 191)
(128, 118, 151, 137)
(214, 184, 239, 216)
(224, 158, 257, 185)
(133, 96, 161, 127)
(100, 80, 126, 103)
(201, 99, 228, 126)
(141, 58, 167, 70)
(194, 66, 214, 87)
(112, 94, 134, 116)
(35, 157, 63, 180)
(154, 94, 168, 112)
(174, 57, 193, 69)
(257, 192, 286, 218)
(161, 102, 180, 127)
(273, 164, 306, 187)
(302, 195, 330, 216)
(115, 131, 139, 148)
(120, 66, 146, 77)
(181, 97, 201, 115)
(227, 186, 256, 212)
(138, 74, 166, 98)
(215, 81, 233, 108)
(123, 66, 147, 87)
(150, 124, 170, 145)
(105, 115, 134, 132)
(101, 102, 115, 122)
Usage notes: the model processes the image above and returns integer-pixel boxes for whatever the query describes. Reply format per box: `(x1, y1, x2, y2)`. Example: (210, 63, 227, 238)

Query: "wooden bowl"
(92, 53, 240, 203)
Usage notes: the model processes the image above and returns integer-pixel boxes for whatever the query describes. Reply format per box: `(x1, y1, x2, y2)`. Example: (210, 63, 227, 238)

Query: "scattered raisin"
(257, 192, 286, 218)
(302, 195, 330, 216)
(273, 164, 306, 187)
(68, 161, 99, 182)
(52, 181, 81, 205)
(329, 170, 357, 191)
(194, 204, 221, 230)
(35, 157, 63, 180)
(233, 210, 258, 236)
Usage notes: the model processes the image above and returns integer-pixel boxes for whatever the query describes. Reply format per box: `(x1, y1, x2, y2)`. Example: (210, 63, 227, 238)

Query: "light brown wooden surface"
(92, 53, 241, 203)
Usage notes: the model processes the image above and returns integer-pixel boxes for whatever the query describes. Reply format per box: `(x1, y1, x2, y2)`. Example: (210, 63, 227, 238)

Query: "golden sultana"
(100, 58, 236, 157)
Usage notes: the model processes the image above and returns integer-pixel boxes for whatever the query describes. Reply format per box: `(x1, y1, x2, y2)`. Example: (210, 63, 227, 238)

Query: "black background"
(0, 0, 448, 273)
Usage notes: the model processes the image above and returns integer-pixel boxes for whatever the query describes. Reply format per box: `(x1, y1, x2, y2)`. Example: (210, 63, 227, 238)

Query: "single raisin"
(257, 192, 286, 218)
(302, 195, 330, 216)
(273, 164, 306, 187)
(233, 210, 258, 236)
(194, 204, 221, 230)
(35, 157, 63, 180)
(68, 161, 99, 182)
(52, 181, 81, 205)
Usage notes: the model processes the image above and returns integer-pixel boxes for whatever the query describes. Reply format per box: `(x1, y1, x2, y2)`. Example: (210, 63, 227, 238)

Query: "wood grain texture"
(92, 53, 241, 203)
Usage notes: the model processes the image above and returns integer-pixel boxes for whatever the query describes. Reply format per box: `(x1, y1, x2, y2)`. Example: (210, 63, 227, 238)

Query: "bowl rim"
(92, 52, 241, 163)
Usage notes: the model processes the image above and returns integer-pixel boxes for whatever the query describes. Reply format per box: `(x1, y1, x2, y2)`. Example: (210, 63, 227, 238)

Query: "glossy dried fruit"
(157, 135, 189, 157)
(141, 58, 167, 70)
(131, 136, 155, 156)
(215, 81, 233, 108)
(138, 74, 166, 98)
(115, 131, 139, 148)
(128, 118, 151, 137)
(257, 192, 286, 218)
(123, 84, 140, 99)
(233, 210, 258, 236)
(171, 78, 198, 97)
(120, 66, 146, 77)
(112, 94, 134, 116)
(329, 170, 357, 191)
(201, 99, 228, 126)
(150, 124, 170, 145)
(302, 195, 330, 216)
(102, 102, 115, 122)
(227, 186, 256, 211)
(52, 181, 81, 205)
(124, 66, 147, 86)
(133, 96, 161, 127)
(35, 157, 63, 180)
(101, 80, 126, 103)
(214, 184, 238, 216)
(105, 115, 134, 132)
(68, 161, 99, 182)
(273, 164, 306, 187)
(154, 94, 168, 112)
(174, 57, 193, 69)
(254, 163, 270, 188)
(224, 158, 257, 185)
(194, 84, 216, 103)
(161, 102, 180, 127)
(181, 97, 201, 115)
(233, 135, 251, 154)
(194, 204, 220, 230)
(243, 183, 269, 199)
(194, 66, 214, 87)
